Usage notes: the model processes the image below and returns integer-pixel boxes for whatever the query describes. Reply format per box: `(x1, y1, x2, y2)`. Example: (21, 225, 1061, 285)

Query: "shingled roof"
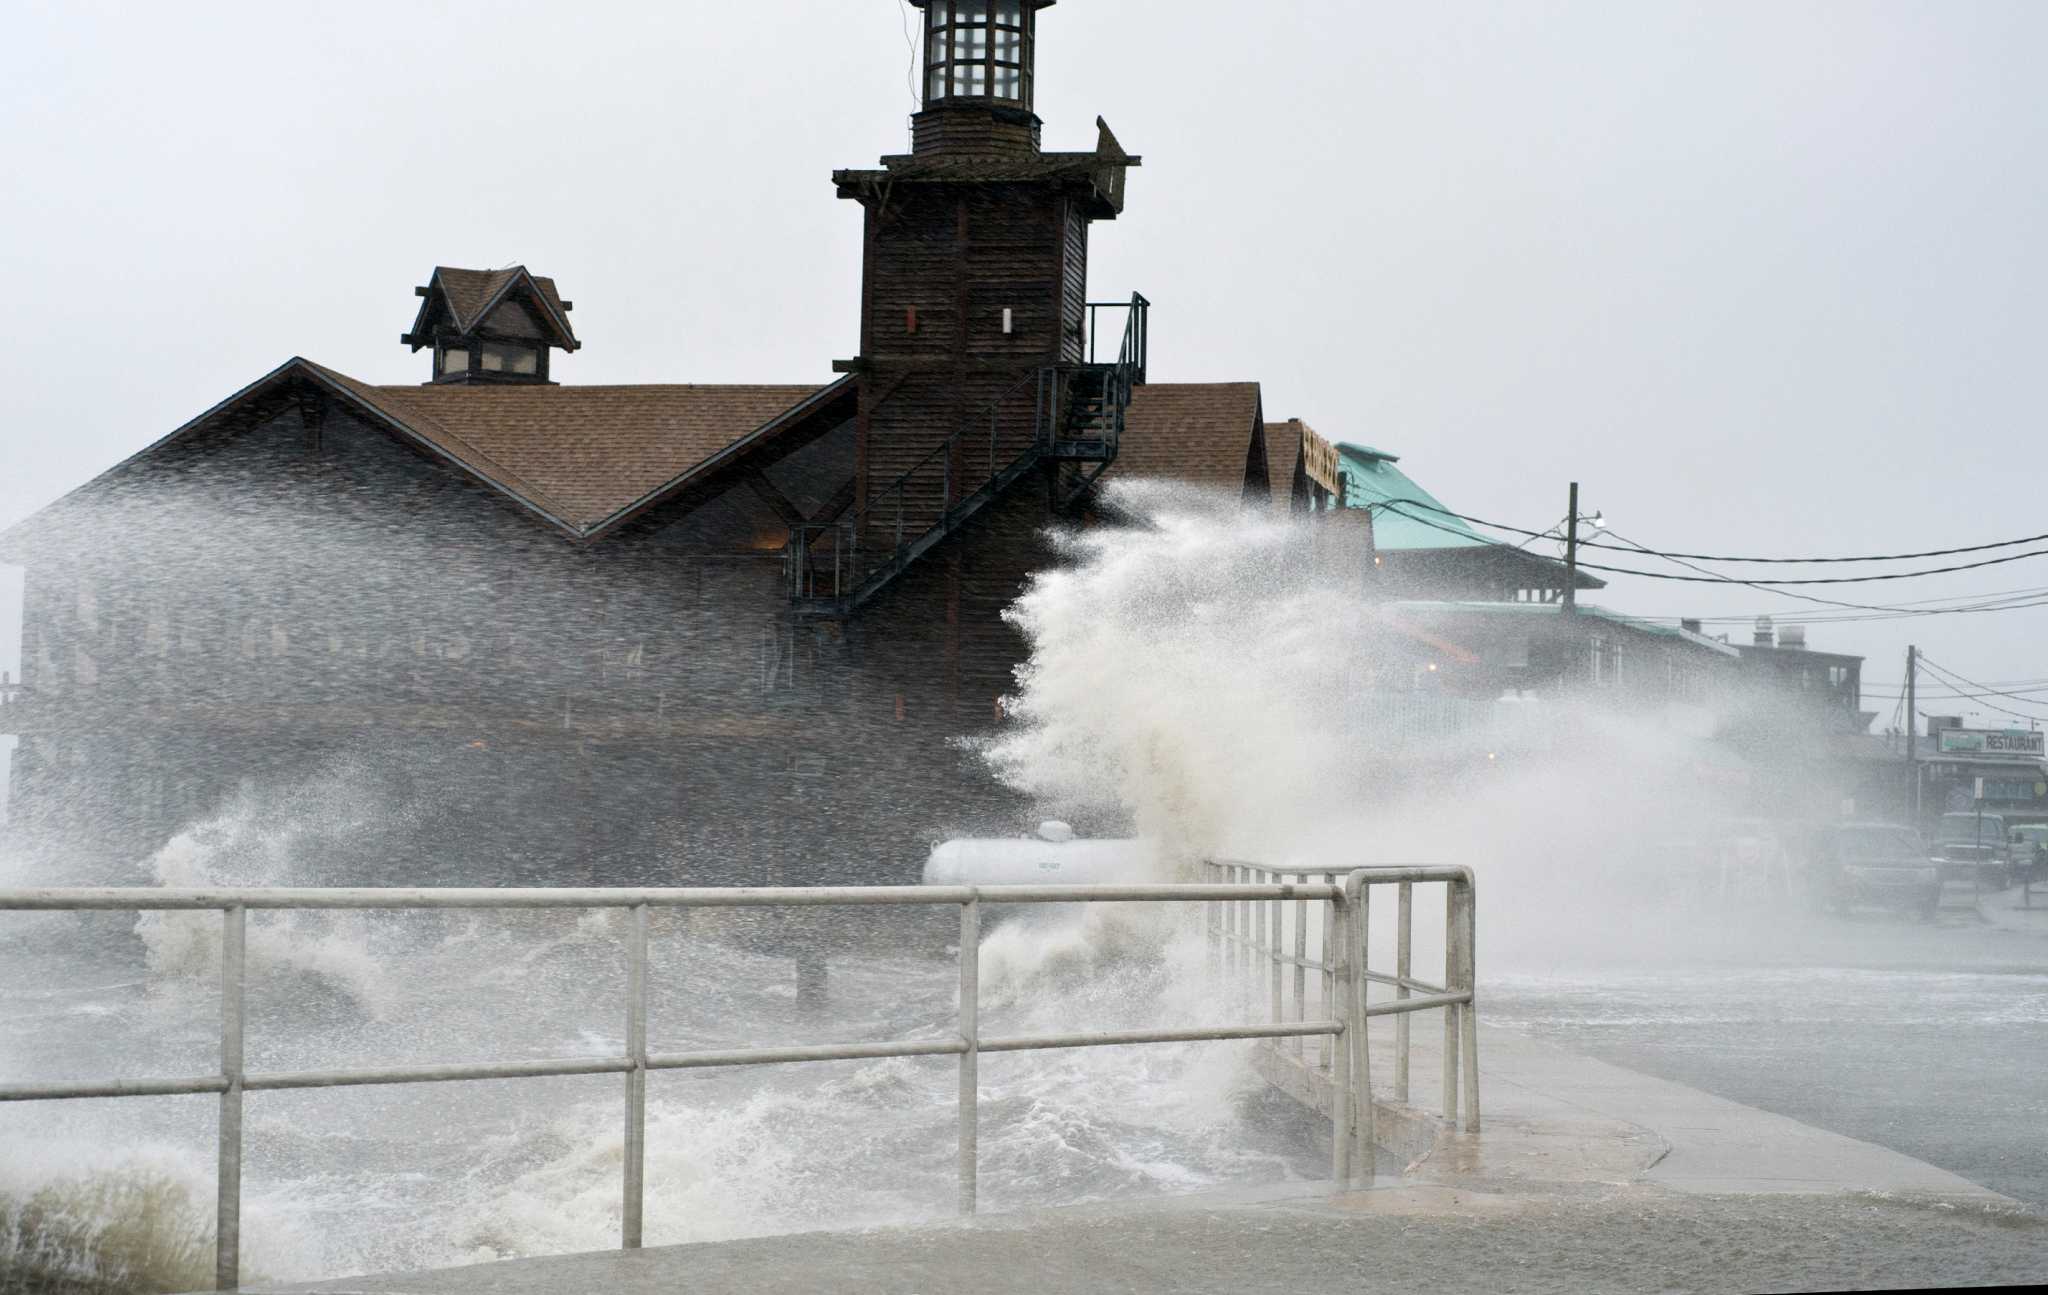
(310, 365, 834, 533)
(1108, 382, 1264, 494)
(404, 266, 579, 352)
(1263, 417, 1305, 513)
(0, 359, 848, 552)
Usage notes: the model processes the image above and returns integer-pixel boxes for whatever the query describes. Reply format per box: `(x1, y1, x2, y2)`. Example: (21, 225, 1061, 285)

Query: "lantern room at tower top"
(908, 0, 1059, 156)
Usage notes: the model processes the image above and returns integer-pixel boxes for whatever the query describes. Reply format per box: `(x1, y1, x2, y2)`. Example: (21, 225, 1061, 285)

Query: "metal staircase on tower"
(786, 293, 1148, 618)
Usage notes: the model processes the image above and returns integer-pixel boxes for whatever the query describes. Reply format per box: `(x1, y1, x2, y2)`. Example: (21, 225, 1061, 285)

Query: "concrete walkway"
(241, 1027, 2032, 1295)
(1437, 1028, 2007, 1199)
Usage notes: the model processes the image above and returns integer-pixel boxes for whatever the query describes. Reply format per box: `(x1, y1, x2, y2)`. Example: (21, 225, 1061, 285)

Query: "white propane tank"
(923, 823, 1158, 886)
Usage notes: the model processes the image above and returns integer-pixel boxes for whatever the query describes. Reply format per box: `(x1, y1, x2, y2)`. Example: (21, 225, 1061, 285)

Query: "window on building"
(479, 345, 537, 375)
(1590, 636, 1622, 687)
(927, 0, 1032, 106)
(440, 347, 469, 376)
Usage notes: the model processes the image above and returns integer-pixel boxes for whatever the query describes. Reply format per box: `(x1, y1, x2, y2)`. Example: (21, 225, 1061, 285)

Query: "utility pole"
(1906, 644, 1920, 822)
(1563, 481, 1580, 613)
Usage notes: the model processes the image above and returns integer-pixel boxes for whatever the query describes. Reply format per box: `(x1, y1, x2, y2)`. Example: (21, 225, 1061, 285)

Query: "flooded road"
(1488, 904, 2048, 1204)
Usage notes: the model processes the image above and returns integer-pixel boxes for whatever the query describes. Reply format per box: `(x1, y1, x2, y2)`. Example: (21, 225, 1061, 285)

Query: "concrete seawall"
(241, 1027, 2038, 1295)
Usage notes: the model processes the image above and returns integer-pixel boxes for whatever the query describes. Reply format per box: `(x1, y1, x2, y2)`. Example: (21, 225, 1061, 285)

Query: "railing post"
(1292, 876, 1308, 1059)
(215, 905, 245, 1293)
(1318, 873, 1336, 1070)
(1346, 873, 1375, 1185)
(1442, 882, 1460, 1124)
(1204, 863, 1220, 975)
(622, 903, 648, 1249)
(957, 897, 980, 1215)
(1395, 881, 1412, 1104)
(1268, 885, 1282, 1030)
(1226, 865, 1239, 978)
(1329, 888, 1352, 1185)
(1245, 867, 1258, 983)
(1458, 873, 1481, 1134)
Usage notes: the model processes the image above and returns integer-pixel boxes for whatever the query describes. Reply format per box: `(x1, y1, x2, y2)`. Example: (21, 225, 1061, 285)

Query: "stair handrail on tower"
(787, 292, 1149, 616)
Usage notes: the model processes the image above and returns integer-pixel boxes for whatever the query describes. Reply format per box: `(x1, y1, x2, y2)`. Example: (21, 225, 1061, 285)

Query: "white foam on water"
(3, 485, 1887, 1285)
(136, 798, 403, 1018)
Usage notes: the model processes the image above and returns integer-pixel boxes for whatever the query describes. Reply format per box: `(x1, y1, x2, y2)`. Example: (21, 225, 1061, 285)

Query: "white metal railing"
(1202, 862, 1479, 1150)
(0, 879, 1412, 1292)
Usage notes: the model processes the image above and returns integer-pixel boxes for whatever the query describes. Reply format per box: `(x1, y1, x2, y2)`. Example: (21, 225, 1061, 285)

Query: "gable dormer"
(400, 266, 579, 385)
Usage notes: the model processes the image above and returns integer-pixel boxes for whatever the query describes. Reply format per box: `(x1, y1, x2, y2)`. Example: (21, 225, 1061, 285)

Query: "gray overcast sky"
(3, 0, 2046, 726)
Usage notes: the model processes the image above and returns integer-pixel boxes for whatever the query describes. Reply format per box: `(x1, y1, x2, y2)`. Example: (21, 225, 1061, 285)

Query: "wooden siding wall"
(911, 109, 1040, 158)
(1061, 199, 1088, 362)
(858, 181, 1090, 562)
(2, 400, 1039, 887)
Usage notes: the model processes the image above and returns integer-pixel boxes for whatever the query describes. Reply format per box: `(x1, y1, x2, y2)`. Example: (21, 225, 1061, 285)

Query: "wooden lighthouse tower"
(803, 0, 1144, 615)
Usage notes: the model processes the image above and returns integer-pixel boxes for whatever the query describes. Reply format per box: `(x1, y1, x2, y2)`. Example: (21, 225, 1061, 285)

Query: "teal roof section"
(1334, 443, 1486, 550)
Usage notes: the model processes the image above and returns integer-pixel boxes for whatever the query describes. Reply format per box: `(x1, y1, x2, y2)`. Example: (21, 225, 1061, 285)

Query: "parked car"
(1807, 823, 1942, 920)
(1931, 812, 2012, 891)
(2009, 824, 2048, 886)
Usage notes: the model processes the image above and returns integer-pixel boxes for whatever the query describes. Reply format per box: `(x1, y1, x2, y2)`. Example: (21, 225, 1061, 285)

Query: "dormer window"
(479, 344, 538, 376)
(401, 265, 579, 385)
(925, 1, 1033, 107)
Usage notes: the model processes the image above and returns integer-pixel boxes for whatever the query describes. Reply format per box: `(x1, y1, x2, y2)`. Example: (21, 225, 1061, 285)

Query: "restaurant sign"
(1936, 727, 2046, 759)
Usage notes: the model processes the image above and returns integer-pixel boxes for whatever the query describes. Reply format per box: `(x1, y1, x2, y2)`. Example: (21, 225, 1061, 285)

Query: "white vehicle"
(923, 821, 1159, 887)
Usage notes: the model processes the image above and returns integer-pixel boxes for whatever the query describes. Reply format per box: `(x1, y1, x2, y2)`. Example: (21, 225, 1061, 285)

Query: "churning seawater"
(0, 809, 1324, 1286)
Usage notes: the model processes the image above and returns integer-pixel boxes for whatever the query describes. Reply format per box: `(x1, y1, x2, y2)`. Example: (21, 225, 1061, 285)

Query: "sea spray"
(982, 481, 1390, 864)
(977, 480, 1777, 967)
(134, 780, 413, 1018)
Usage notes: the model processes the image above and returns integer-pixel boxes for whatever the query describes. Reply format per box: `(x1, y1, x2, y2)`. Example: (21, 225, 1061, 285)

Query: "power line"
(1682, 587, 2048, 623)
(1916, 663, 2048, 723)
(1916, 656, 2048, 719)
(1573, 546, 2048, 585)
(1597, 526, 1923, 615)
(896, 0, 921, 111)
(1375, 499, 2048, 589)
(1363, 498, 2048, 626)
(1677, 593, 2048, 627)
(1379, 496, 2048, 566)
(1864, 681, 2048, 701)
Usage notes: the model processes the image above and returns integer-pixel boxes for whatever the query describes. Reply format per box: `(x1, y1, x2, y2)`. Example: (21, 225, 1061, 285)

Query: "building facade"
(0, 4, 1284, 886)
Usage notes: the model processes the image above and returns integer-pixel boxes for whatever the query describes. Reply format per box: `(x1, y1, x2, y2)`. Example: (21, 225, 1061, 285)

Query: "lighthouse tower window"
(925, 1, 1033, 107)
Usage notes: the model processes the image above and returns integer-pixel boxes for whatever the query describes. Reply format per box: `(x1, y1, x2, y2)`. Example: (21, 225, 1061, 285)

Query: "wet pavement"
(245, 1024, 2032, 1294)
(1486, 892, 2048, 1204)
(240, 1189, 2048, 1295)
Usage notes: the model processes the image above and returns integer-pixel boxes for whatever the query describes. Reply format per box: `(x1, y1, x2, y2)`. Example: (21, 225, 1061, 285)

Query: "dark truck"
(1807, 823, 1942, 920)
(1931, 812, 2013, 891)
